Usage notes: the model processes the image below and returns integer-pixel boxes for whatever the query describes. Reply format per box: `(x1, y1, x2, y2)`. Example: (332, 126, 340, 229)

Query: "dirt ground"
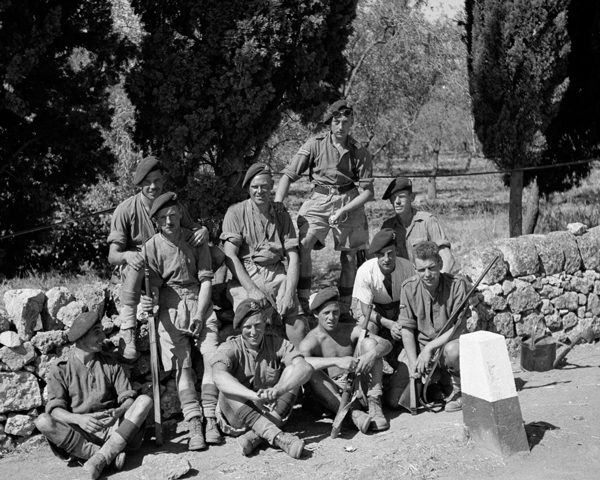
(1, 342, 598, 480)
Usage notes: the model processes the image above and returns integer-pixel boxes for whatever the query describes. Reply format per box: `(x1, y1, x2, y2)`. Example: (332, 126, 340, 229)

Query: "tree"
(465, 0, 600, 236)
(127, 0, 359, 217)
(0, 0, 133, 275)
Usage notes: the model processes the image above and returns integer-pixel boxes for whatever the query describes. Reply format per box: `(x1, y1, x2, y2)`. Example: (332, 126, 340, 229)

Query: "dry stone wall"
(461, 224, 600, 356)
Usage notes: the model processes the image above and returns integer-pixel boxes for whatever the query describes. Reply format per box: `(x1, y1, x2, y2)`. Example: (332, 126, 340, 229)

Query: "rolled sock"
(201, 384, 219, 418)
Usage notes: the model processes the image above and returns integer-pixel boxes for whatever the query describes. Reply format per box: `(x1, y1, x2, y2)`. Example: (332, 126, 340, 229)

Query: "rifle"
(421, 255, 500, 408)
(331, 302, 373, 438)
(143, 240, 163, 445)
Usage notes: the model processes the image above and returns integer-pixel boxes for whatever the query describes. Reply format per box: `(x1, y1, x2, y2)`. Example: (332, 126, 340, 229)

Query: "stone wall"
(0, 282, 234, 452)
(461, 224, 600, 356)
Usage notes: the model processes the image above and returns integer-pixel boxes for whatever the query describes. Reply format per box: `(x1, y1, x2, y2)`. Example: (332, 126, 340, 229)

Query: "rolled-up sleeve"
(107, 204, 129, 248)
(352, 264, 374, 306)
(113, 365, 137, 404)
(282, 140, 313, 182)
(280, 211, 299, 251)
(210, 343, 236, 371)
(276, 338, 304, 367)
(220, 206, 244, 247)
(426, 216, 451, 249)
(355, 148, 374, 192)
(196, 242, 215, 282)
(45, 366, 70, 415)
(398, 286, 418, 330)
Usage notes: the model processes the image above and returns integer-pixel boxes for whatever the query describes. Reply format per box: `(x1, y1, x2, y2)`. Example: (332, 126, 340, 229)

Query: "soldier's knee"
(35, 413, 56, 434)
(443, 340, 460, 363)
(360, 337, 377, 352)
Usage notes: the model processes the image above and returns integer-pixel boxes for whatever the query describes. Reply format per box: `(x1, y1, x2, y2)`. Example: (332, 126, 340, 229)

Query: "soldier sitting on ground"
(299, 287, 392, 433)
(139, 192, 222, 450)
(211, 298, 313, 459)
(35, 311, 152, 480)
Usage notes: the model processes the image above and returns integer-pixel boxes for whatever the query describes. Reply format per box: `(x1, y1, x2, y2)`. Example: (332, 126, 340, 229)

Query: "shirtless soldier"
(299, 287, 392, 433)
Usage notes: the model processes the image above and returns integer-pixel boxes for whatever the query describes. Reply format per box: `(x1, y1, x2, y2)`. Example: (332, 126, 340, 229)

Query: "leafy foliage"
(0, 0, 133, 275)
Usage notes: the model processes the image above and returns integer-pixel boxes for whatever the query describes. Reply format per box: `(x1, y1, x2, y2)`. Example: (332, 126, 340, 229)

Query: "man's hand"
(276, 292, 295, 318)
(186, 227, 209, 247)
(188, 317, 204, 337)
(76, 412, 111, 434)
(415, 345, 433, 377)
(249, 288, 270, 309)
(328, 209, 346, 227)
(336, 356, 358, 372)
(140, 294, 157, 313)
(355, 350, 377, 375)
(272, 202, 286, 214)
(257, 387, 281, 403)
(390, 323, 403, 341)
(124, 251, 145, 271)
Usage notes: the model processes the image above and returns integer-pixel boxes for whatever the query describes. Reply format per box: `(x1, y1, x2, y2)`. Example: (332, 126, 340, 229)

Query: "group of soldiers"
(35, 100, 470, 479)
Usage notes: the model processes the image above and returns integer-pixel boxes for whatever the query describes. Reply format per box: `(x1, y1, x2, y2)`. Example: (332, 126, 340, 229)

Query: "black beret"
(369, 228, 397, 255)
(242, 163, 273, 189)
(149, 192, 179, 218)
(133, 156, 166, 186)
(233, 298, 267, 329)
(382, 177, 413, 200)
(309, 287, 340, 313)
(322, 100, 353, 123)
(68, 311, 100, 342)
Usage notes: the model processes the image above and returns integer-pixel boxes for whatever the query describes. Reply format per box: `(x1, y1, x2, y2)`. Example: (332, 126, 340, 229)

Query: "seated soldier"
(210, 298, 313, 459)
(107, 155, 217, 361)
(35, 312, 152, 480)
(388, 241, 468, 412)
(299, 288, 392, 433)
(221, 163, 306, 346)
(381, 177, 454, 273)
(139, 192, 221, 450)
(352, 228, 415, 336)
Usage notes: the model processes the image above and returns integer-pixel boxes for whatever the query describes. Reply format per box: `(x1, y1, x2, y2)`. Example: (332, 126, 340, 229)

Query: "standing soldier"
(139, 192, 222, 450)
(221, 163, 306, 346)
(381, 177, 455, 273)
(274, 100, 374, 317)
(107, 156, 213, 361)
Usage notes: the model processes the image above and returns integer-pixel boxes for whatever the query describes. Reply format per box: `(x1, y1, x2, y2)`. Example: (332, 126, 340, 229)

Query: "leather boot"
(236, 429, 264, 456)
(119, 326, 139, 362)
(368, 396, 390, 431)
(188, 416, 207, 451)
(273, 432, 305, 459)
(351, 409, 372, 434)
(445, 376, 462, 412)
(204, 417, 223, 445)
(82, 433, 127, 480)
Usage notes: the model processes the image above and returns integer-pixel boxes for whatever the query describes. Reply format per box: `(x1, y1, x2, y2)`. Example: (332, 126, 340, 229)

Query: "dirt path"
(1, 343, 599, 480)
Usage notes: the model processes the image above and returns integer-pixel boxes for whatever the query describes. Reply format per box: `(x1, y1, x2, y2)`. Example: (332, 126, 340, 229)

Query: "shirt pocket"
(255, 365, 282, 390)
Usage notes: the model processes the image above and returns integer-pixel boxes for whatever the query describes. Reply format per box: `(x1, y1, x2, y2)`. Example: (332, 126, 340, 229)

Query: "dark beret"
(68, 311, 100, 342)
(322, 100, 353, 124)
(233, 298, 267, 329)
(369, 228, 397, 255)
(242, 163, 273, 189)
(149, 192, 179, 218)
(382, 177, 413, 200)
(309, 287, 340, 313)
(133, 156, 166, 186)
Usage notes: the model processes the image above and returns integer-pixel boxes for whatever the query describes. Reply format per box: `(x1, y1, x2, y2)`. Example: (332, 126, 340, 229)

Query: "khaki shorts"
(158, 286, 220, 372)
(297, 188, 369, 251)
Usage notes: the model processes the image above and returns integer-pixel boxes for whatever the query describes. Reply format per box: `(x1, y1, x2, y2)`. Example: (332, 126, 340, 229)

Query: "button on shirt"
(282, 132, 374, 190)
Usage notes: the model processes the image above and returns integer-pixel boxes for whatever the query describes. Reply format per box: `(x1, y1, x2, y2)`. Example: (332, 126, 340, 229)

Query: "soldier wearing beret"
(274, 100, 374, 318)
(210, 298, 313, 458)
(299, 287, 392, 433)
(221, 163, 306, 346)
(138, 192, 222, 450)
(381, 176, 455, 273)
(387, 241, 468, 412)
(34, 312, 152, 480)
(107, 155, 218, 361)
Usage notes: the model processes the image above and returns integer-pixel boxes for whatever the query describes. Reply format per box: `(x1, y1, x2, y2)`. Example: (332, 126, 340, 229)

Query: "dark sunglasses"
(332, 108, 353, 119)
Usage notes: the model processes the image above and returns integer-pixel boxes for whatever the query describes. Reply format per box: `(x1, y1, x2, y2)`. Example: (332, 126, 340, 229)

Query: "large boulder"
(31, 331, 67, 355)
(56, 301, 87, 329)
(4, 289, 45, 341)
(576, 226, 600, 271)
(42, 287, 75, 331)
(0, 342, 37, 371)
(460, 247, 508, 284)
(4, 413, 36, 437)
(0, 372, 43, 413)
(547, 231, 582, 274)
(73, 283, 108, 319)
(494, 237, 540, 277)
(507, 285, 541, 314)
(529, 234, 564, 275)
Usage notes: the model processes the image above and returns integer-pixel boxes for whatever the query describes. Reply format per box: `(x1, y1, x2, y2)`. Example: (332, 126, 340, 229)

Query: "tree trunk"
(427, 147, 439, 201)
(523, 176, 540, 235)
(464, 152, 472, 172)
(509, 170, 523, 237)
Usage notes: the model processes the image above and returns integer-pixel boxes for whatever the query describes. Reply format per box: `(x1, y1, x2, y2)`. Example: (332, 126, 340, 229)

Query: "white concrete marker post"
(460, 331, 529, 456)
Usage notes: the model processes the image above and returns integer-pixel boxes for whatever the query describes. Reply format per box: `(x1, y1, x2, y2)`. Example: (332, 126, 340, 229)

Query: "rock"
(161, 380, 182, 419)
(516, 311, 545, 337)
(540, 299, 555, 315)
(552, 292, 579, 311)
(460, 247, 508, 284)
(577, 306, 586, 318)
(138, 453, 191, 480)
(567, 222, 588, 236)
(18, 434, 46, 450)
(547, 231, 582, 274)
(578, 293, 587, 306)
(494, 237, 539, 277)
(576, 226, 600, 271)
(56, 301, 87, 329)
(569, 277, 592, 295)
(502, 280, 516, 296)
(0, 311, 9, 334)
(546, 275, 561, 286)
(5, 413, 36, 437)
(492, 312, 515, 338)
(0, 331, 21, 348)
(562, 312, 579, 329)
(490, 284, 503, 296)
(4, 289, 45, 341)
(584, 270, 599, 281)
(42, 287, 75, 330)
(137, 323, 150, 353)
(588, 294, 600, 316)
(73, 283, 108, 319)
(131, 355, 151, 379)
(507, 286, 541, 314)
(33, 354, 59, 381)
(489, 296, 507, 311)
(0, 342, 37, 371)
(545, 312, 562, 331)
(31, 331, 66, 355)
(539, 285, 562, 299)
(101, 316, 115, 335)
(0, 372, 42, 413)
(505, 338, 521, 358)
(0, 433, 16, 451)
